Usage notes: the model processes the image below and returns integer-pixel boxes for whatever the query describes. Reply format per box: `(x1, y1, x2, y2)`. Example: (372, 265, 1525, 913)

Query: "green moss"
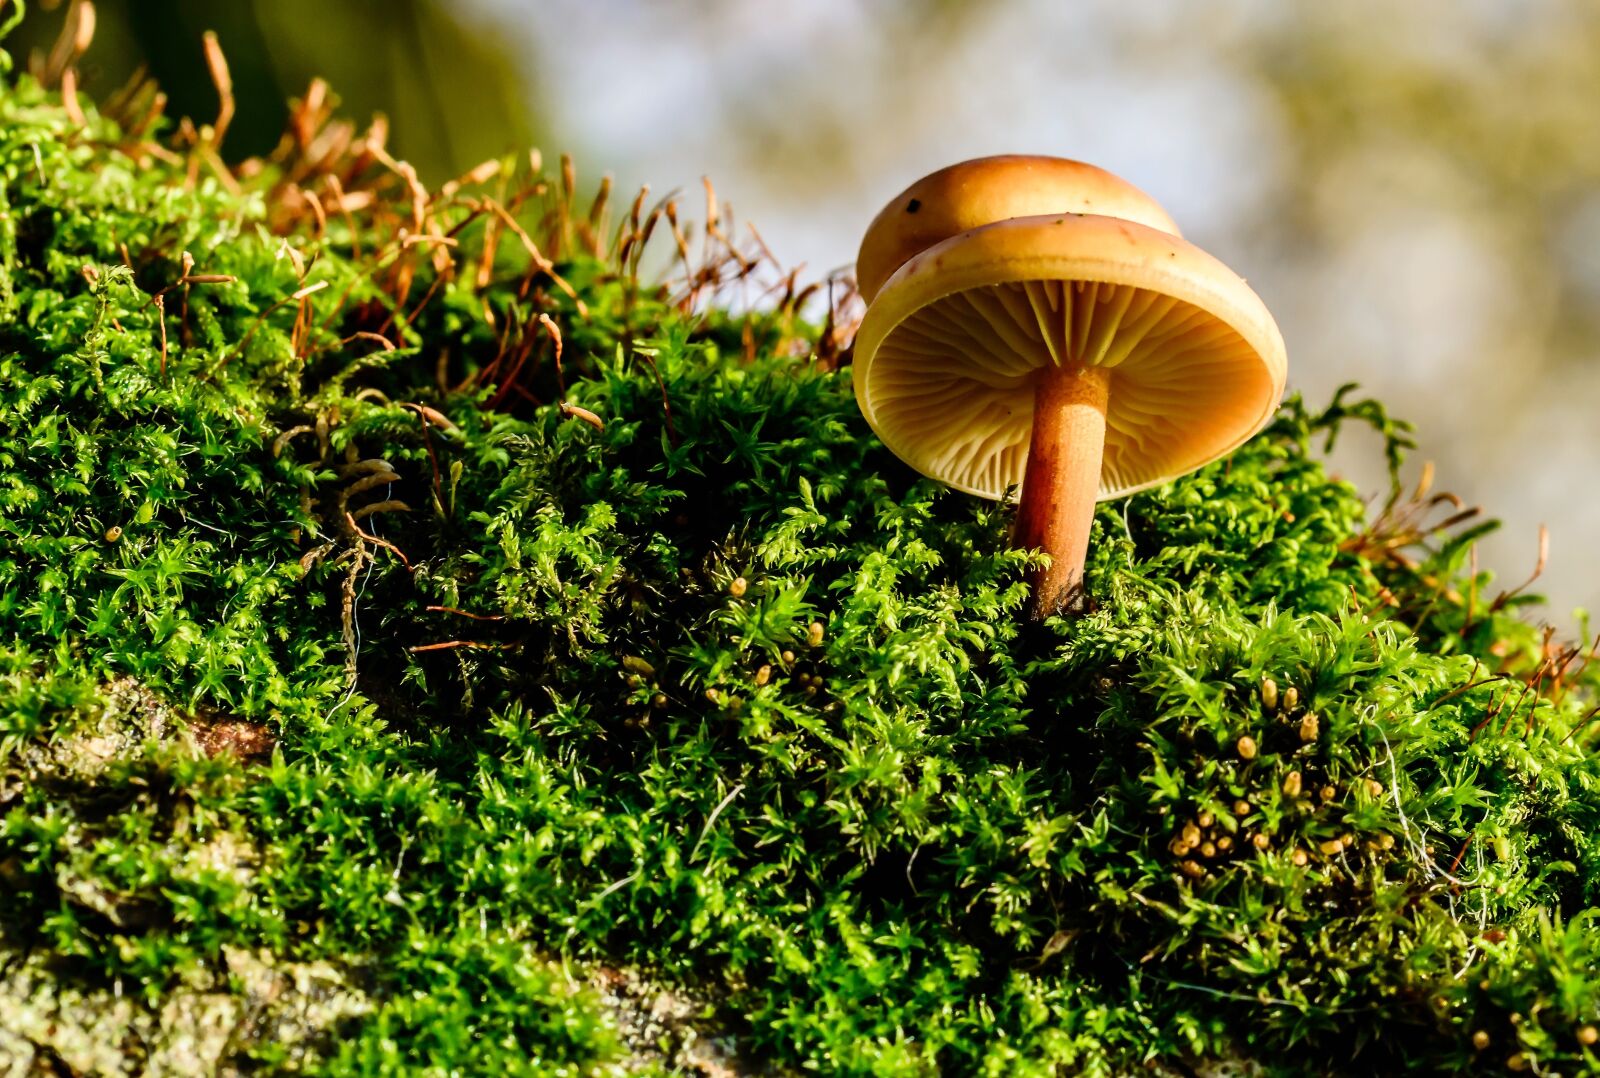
(1, 45, 1598, 1078)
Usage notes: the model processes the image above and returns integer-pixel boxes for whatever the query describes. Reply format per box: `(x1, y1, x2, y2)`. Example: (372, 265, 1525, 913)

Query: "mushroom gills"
(867, 277, 1266, 500)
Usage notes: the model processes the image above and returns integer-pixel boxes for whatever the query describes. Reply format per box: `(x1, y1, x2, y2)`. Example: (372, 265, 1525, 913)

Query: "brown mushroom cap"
(853, 212, 1287, 500)
(855, 155, 1180, 303)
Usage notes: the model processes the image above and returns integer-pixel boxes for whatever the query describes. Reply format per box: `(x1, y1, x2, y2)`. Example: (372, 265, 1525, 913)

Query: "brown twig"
(540, 312, 566, 396)
(1489, 524, 1550, 613)
(402, 403, 447, 508)
(635, 350, 677, 445)
(60, 67, 85, 126)
(425, 605, 506, 622)
(1468, 687, 1506, 742)
(202, 31, 235, 148)
(1505, 661, 1548, 737)
(483, 197, 587, 313)
(145, 267, 236, 308)
(344, 511, 413, 573)
(1422, 663, 1500, 714)
(154, 293, 168, 376)
(41, 0, 95, 88)
(1559, 702, 1600, 746)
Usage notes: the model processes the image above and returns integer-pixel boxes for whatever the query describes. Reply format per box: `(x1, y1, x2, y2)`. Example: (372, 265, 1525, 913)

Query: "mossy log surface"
(1, 66, 1599, 1077)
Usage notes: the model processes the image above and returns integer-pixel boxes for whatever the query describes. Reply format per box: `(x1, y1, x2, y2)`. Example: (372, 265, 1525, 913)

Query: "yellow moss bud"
(1197, 811, 1214, 828)
(1283, 686, 1300, 711)
(1236, 736, 1257, 760)
(1260, 677, 1278, 711)
(755, 664, 772, 686)
(1282, 771, 1302, 798)
(621, 655, 656, 678)
(1299, 713, 1319, 742)
(1252, 832, 1271, 851)
(729, 576, 748, 597)
(808, 620, 825, 647)
(1471, 1030, 1490, 1051)
(1580, 1025, 1599, 1047)
(1291, 848, 1308, 867)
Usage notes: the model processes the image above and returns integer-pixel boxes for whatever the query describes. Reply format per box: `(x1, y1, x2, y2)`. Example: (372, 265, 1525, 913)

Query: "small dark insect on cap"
(906, 198, 921, 213)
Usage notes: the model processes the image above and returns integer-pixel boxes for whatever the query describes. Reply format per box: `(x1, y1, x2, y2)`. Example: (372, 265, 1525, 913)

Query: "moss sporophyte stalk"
(4, 16, 1600, 1078)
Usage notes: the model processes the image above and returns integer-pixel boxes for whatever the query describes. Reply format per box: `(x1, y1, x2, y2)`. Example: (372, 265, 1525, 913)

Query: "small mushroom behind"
(852, 155, 1288, 620)
(854, 156, 1181, 304)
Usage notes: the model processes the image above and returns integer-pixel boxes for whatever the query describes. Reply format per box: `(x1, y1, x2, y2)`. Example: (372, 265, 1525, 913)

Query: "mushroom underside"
(863, 278, 1275, 500)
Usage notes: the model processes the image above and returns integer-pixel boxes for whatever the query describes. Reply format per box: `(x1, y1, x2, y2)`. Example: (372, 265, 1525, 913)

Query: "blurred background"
(14, 0, 1600, 627)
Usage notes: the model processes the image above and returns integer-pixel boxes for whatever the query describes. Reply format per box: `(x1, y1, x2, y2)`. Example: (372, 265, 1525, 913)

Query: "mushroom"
(852, 155, 1287, 619)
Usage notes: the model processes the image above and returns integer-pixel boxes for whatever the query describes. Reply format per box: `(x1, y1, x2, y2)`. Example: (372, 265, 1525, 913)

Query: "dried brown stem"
(426, 605, 506, 622)
(202, 31, 234, 147)
(408, 640, 516, 653)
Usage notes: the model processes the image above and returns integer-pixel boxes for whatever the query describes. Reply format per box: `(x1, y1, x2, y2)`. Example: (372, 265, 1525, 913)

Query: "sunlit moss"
(1, 55, 1598, 1077)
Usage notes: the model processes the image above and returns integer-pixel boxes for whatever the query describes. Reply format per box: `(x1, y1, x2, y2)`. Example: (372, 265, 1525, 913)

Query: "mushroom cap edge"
(853, 212, 1288, 502)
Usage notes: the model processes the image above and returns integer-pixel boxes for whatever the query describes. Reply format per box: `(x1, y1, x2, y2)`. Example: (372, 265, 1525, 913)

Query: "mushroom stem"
(1015, 362, 1111, 620)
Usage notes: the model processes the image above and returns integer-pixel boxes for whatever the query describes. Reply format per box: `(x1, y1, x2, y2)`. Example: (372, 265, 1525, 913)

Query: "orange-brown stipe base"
(1014, 363, 1111, 621)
